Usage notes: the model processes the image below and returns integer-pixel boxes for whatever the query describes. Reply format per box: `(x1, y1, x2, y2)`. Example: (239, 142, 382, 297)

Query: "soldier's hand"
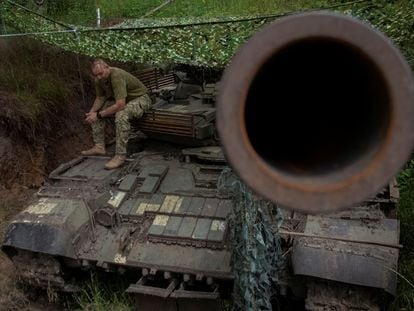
(85, 112, 98, 124)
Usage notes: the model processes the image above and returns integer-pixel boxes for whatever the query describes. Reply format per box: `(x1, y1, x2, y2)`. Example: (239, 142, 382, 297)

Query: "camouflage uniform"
(91, 94, 151, 154)
(92, 67, 150, 154)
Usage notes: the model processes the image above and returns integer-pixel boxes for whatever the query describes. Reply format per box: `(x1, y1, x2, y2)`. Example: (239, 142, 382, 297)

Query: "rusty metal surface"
(291, 215, 399, 295)
(217, 12, 414, 213)
(304, 215, 399, 245)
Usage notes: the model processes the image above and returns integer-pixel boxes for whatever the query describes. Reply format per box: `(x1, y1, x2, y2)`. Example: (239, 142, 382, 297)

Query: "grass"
(0, 37, 92, 141)
(28, 0, 333, 25)
(153, 0, 330, 18)
(0, 256, 29, 311)
(68, 272, 135, 311)
(391, 161, 414, 310)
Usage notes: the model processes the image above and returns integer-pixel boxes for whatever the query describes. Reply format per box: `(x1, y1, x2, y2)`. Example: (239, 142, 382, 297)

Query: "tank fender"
(2, 198, 90, 258)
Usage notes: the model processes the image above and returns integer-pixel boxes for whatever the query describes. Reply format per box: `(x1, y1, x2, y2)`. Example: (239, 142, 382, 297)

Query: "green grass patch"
(0, 254, 29, 311)
(153, 0, 330, 18)
(391, 161, 414, 310)
(0, 37, 91, 140)
(69, 272, 135, 311)
(398, 160, 414, 250)
(390, 254, 414, 310)
(28, 0, 334, 25)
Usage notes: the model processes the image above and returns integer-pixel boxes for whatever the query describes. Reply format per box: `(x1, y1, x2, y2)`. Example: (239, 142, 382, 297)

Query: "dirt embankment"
(0, 38, 95, 310)
(0, 39, 95, 203)
(0, 38, 147, 310)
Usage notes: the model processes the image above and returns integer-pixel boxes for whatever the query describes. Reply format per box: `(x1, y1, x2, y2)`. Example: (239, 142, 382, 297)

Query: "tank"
(2, 70, 230, 310)
(281, 181, 401, 309)
(2, 12, 414, 311)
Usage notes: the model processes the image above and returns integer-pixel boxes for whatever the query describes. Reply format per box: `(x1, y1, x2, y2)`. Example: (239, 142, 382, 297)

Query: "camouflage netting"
(350, 0, 414, 66)
(1, 1, 413, 68)
(219, 169, 284, 310)
(0, 0, 268, 67)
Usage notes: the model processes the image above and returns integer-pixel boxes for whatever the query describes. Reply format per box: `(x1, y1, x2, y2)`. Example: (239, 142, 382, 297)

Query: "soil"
(0, 110, 92, 310)
(0, 37, 149, 309)
(0, 96, 92, 221)
(0, 71, 94, 311)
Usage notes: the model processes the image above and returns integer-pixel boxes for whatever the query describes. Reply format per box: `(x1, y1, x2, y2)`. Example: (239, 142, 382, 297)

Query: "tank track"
(10, 249, 65, 289)
(305, 280, 382, 311)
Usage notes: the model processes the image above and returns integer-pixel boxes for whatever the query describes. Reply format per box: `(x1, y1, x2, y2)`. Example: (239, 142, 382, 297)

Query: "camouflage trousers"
(91, 94, 151, 154)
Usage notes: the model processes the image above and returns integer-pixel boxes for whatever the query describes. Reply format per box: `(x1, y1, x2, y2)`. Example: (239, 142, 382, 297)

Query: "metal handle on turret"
(217, 12, 414, 213)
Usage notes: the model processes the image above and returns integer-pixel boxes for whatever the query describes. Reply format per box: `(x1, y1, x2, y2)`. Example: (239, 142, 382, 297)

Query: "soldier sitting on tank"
(82, 59, 151, 169)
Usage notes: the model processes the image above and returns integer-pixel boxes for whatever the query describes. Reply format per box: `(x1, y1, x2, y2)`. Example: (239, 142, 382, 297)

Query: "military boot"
(104, 154, 126, 170)
(81, 144, 106, 156)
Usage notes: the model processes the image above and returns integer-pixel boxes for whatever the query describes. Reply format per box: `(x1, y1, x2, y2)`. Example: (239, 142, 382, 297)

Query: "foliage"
(391, 164, 414, 310)
(350, 0, 414, 66)
(13, 0, 331, 24)
(0, 1, 390, 68)
(0, 37, 91, 141)
(398, 160, 414, 194)
(219, 169, 284, 310)
(152, 0, 330, 18)
(2, 0, 413, 68)
(397, 160, 414, 253)
(71, 272, 135, 311)
(0, 1, 270, 67)
(397, 160, 414, 250)
(0, 257, 29, 311)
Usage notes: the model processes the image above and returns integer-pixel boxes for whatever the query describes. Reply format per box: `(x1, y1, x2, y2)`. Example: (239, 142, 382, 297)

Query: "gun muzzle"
(217, 12, 414, 213)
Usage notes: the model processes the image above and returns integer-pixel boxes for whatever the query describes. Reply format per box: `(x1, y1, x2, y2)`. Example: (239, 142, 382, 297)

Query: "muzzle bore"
(217, 12, 414, 213)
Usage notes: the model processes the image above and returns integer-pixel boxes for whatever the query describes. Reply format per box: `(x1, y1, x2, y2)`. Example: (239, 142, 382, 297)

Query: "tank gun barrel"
(217, 12, 414, 213)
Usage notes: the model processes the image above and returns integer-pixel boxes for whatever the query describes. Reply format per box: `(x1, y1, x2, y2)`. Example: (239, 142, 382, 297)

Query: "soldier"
(82, 59, 151, 169)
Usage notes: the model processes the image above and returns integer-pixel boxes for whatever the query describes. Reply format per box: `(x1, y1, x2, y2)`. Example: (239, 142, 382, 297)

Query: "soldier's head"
(91, 58, 110, 80)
